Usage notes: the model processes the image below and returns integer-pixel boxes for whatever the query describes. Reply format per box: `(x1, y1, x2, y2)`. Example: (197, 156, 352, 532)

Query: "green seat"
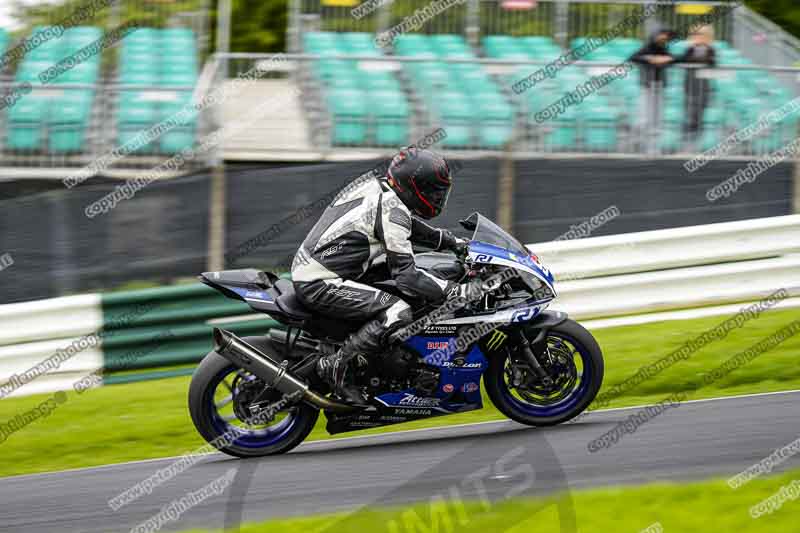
(327, 75, 361, 89)
(304, 32, 339, 51)
(160, 129, 196, 154)
(159, 96, 197, 153)
(582, 105, 618, 151)
(7, 93, 49, 150)
(542, 105, 578, 150)
(54, 63, 98, 84)
(483, 36, 528, 58)
(363, 72, 401, 91)
(121, 60, 158, 77)
(47, 90, 93, 152)
(430, 35, 472, 58)
(161, 61, 198, 77)
(434, 91, 472, 147)
(370, 91, 409, 146)
(476, 95, 514, 148)
(117, 92, 158, 153)
(121, 70, 158, 85)
(340, 32, 380, 56)
(314, 59, 357, 81)
(159, 71, 197, 86)
(328, 88, 368, 145)
(394, 36, 433, 56)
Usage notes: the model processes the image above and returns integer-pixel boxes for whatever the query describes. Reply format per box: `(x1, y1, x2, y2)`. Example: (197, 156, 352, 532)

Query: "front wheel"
(485, 318, 604, 426)
(188, 350, 319, 458)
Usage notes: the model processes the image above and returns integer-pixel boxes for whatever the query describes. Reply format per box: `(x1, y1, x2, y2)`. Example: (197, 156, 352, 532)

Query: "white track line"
(582, 296, 800, 330)
(5, 388, 800, 482)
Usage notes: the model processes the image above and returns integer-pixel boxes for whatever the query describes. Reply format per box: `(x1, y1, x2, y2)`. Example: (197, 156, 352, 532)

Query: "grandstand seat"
(328, 88, 368, 145)
(433, 91, 472, 147)
(304, 32, 412, 147)
(115, 27, 199, 154)
(47, 90, 94, 152)
(371, 91, 409, 146)
(476, 94, 514, 148)
(7, 94, 46, 150)
(582, 100, 618, 151)
(4, 25, 102, 152)
(0, 29, 8, 57)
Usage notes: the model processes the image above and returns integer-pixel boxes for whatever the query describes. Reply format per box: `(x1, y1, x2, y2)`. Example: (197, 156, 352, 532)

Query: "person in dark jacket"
(674, 25, 717, 145)
(629, 30, 676, 154)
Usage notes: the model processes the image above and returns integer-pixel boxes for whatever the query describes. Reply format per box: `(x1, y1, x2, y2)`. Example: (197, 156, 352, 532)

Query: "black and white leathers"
(291, 175, 457, 323)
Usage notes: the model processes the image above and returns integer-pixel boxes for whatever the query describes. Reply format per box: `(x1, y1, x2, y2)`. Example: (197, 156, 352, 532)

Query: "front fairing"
(467, 240, 557, 301)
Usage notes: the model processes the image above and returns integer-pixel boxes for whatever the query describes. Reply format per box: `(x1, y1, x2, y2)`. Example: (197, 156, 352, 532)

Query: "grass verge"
(176, 466, 800, 533)
(0, 307, 798, 478)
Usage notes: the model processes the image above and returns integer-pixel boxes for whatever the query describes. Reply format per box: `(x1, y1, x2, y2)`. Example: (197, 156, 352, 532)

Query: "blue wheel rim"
(207, 364, 300, 449)
(496, 331, 594, 418)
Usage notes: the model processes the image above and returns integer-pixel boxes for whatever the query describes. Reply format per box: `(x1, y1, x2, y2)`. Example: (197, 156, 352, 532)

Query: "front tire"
(189, 350, 319, 458)
(485, 318, 604, 426)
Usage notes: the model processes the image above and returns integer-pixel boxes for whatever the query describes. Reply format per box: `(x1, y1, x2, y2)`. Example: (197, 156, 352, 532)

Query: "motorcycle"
(189, 212, 604, 457)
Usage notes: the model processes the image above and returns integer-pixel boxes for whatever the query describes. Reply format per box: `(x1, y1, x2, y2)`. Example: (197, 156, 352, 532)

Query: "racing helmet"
(386, 147, 453, 219)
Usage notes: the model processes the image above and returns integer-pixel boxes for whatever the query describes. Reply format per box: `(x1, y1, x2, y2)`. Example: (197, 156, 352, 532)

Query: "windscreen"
(467, 213, 529, 256)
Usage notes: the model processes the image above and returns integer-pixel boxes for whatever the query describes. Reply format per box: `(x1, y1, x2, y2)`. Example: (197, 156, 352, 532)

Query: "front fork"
(511, 328, 554, 388)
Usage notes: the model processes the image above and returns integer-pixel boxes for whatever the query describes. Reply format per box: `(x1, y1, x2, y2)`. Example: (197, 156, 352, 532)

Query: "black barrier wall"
(512, 158, 795, 243)
(0, 158, 793, 303)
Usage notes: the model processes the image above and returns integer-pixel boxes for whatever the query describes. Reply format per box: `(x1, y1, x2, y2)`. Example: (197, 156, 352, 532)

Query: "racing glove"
(439, 230, 469, 257)
(459, 278, 485, 303)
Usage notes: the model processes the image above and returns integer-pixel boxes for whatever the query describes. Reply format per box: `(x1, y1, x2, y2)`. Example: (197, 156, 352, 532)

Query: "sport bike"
(189, 212, 604, 457)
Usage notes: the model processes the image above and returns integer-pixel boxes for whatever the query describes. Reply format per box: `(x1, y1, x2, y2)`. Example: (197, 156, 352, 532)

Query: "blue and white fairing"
(462, 212, 556, 301)
(468, 241, 556, 298)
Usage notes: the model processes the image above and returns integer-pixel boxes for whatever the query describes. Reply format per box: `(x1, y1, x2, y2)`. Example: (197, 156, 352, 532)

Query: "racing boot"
(316, 318, 386, 405)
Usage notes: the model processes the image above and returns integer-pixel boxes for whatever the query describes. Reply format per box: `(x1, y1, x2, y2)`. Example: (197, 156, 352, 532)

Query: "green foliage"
(746, 0, 800, 40)
(227, 0, 288, 53)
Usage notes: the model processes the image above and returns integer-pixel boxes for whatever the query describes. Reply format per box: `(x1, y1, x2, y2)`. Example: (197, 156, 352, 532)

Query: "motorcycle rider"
(291, 147, 479, 404)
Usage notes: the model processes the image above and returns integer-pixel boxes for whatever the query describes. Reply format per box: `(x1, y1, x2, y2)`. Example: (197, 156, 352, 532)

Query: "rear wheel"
(189, 351, 319, 458)
(485, 318, 603, 426)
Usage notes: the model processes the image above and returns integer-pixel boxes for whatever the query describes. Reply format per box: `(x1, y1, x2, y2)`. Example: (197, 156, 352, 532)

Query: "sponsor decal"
(398, 394, 441, 407)
(427, 341, 449, 350)
(462, 382, 479, 393)
(442, 361, 482, 368)
(244, 290, 269, 300)
(395, 408, 432, 416)
(442, 383, 454, 393)
(321, 241, 346, 258)
(328, 287, 362, 299)
(424, 325, 458, 335)
(486, 330, 507, 350)
(510, 306, 542, 323)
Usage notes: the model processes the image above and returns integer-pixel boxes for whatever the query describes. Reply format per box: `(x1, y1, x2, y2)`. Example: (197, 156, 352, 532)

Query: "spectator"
(674, 25, 717, 147)
(630, 29, 676, 154)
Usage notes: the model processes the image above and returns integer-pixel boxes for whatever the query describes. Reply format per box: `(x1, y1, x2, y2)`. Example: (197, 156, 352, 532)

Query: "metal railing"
(293, 1, 745, 51)
(0, 81, 212, 172)
(214, 52, 800, 159)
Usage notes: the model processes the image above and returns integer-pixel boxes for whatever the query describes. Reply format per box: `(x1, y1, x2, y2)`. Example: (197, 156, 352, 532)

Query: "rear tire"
(485, 318, 603, 426)
(189, 351, 319, 458)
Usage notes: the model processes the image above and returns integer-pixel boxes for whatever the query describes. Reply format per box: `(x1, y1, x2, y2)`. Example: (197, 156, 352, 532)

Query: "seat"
(275, 282, 314, 320)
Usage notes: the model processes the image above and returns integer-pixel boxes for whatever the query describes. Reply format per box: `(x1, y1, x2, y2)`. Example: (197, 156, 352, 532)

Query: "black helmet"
(386, 147, 452, 219)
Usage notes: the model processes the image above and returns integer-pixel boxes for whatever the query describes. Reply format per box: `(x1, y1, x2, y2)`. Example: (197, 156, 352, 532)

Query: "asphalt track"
(2, 390, 799, 533)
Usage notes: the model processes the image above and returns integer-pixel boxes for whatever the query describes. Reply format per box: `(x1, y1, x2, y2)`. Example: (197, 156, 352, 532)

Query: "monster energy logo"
(486, 330, 507, 350)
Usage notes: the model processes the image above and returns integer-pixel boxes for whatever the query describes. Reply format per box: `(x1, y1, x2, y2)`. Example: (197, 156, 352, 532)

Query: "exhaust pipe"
(212, 328, 357, 413)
